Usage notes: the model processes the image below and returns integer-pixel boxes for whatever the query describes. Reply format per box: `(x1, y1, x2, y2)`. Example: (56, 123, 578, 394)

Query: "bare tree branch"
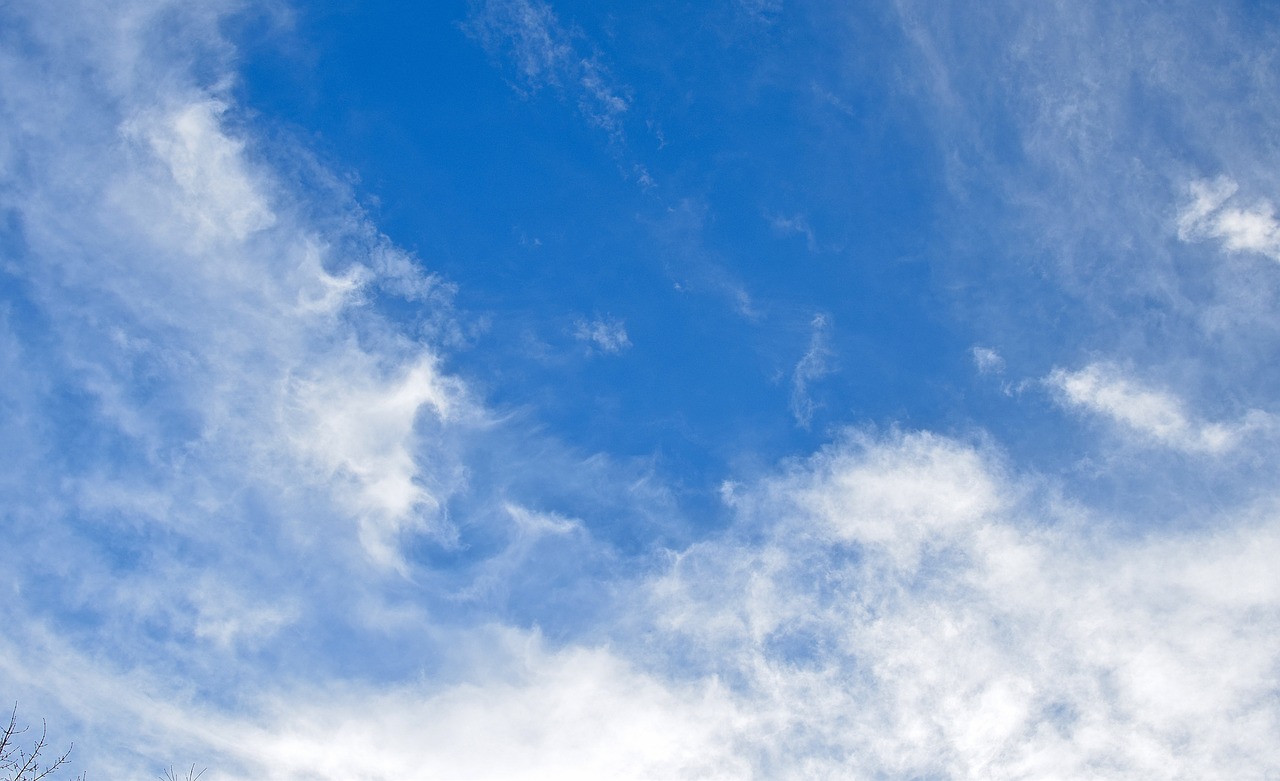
(0, 705, 81, 781)
(161, 765, 205, 781)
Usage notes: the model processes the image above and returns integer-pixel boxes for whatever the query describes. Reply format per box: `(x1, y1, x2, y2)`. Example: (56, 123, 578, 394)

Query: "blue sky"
(3, 0, 1280, 778)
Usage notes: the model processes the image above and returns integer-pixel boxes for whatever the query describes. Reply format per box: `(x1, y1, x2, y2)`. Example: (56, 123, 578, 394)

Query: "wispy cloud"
(767, 211, 819, 252)
(971, 345, 1005, 374)
(115, 100, 470, 570)
(464, 0, 572, 90)
(465, 0, 632, 140)
(0, 0, 484, 696)
(572, 316, 631, 354)
(889, 0, 1280, 410)
(1047, 363, 1269, 454)
(190, 576, 299, 651)
(790, 313, 833, 429)
(649, 198, 762, 321)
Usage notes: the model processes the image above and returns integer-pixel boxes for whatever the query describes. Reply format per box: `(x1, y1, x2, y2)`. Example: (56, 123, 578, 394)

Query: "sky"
(2, 0, 1280, 778)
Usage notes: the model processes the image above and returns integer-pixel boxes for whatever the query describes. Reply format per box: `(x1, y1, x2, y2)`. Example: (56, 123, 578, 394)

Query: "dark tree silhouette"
(0, 705, 82, 781)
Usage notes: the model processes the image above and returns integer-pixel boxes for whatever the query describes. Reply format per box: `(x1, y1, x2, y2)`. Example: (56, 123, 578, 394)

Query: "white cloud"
(7, 422, 1280, 779)
(572, 316, 631, 354)
(643, 431, 1280, 778)
(971, 345, 1005, 374)
(790, 313, 833, 429)
(99, 98, 477, 573)
(465, 0, 571, 90)
(190, 576, 298, 651)
(889, 0, 1280, 410)
(284, 353, 467, 569)
(466, 0, 631, 139)
(1178, 176, 1280, 262)
(125, 101, 276, 246)
(0, 34, 506, 737)
(231, 636, 745, 781)
(130, 432, 1270, 781)
(796, 431, 1004, 564)
(1047, 363, 1268, 454)
(2, 633, 748, 781)
(768, 212, 819, 252)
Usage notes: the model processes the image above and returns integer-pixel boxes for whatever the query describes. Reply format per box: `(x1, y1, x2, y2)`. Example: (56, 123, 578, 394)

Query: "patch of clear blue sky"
(225, 0, 1079, 536)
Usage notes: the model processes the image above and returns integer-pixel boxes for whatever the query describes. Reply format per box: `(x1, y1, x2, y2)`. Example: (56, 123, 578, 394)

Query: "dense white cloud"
(232, 640, 746, 781)
(1178, 176, 1280, 263)
(643, 431, 1280, 778)
(284, 353, 467, 568)
(0, 626, 745, 781)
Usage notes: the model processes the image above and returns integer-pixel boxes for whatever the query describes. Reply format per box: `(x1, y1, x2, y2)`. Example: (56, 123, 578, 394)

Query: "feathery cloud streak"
(465, 0, 631, 140)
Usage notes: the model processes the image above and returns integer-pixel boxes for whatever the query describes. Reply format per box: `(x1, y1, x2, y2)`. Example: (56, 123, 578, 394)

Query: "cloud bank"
(12, 433, 1278, 780)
